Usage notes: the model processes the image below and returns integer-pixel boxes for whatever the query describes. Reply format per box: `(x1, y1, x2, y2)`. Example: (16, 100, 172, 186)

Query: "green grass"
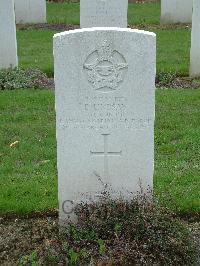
(0, 89, 199, 215)
(17, 28, 191, 76)
(47, 2, 80, 25)
(128, 3, 160, 25)
(0, 90, 57, 214)
(155, 90, 200, 214)
(155, 28, 191, 75)
(17, 30, 56, 76)
(46, 2, 160, 26)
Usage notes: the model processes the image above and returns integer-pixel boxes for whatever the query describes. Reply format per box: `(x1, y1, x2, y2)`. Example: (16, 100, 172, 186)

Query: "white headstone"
(14, 0, 46, 24)
(190, 0, 200, 77)
(0, 0, 18, 69)
(80, 0, 128, 28)
(161, 0, 193, 24)
(54, 28, 156, 223)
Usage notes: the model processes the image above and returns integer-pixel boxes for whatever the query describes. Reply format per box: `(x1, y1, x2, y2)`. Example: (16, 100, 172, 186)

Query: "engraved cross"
(90, 134, 122, 179)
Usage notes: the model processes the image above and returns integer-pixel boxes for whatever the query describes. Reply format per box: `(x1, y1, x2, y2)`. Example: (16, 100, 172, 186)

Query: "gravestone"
(0, 0, 18, 69)
(54, 28, 156, 224)
(190, 0, 200, 77)
(14, 0, 46, 24)
(80, 0, 128, 28)
(161, 0, 193, 24)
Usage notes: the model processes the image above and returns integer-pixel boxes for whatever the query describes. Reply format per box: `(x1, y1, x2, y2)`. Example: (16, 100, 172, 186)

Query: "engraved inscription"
(58, 96, 153, 131)
(90, 134, 122, 179)
(79, 96, 127, 122)
(83, 40, 128, 92)
(58, 117, 153, 130)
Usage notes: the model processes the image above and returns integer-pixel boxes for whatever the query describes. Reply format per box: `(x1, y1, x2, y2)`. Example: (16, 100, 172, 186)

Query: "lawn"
(17, 28, 191, 76)
(0, 2, 199, 217)
(0, 90, 57, 214)
(0, 89, 199, 215)
(17, 29, 56, 76)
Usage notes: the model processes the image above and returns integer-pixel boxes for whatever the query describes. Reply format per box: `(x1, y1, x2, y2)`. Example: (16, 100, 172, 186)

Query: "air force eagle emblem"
(83, 41, 128, 92)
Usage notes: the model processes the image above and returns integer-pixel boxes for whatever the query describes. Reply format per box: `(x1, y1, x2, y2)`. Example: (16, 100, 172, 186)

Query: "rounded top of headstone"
(53, 27, 156, 40)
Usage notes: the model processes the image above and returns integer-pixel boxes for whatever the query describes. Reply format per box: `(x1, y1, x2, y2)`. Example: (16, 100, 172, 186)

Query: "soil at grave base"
(0, 215, 58, 265)
(17, 22, 191, 32)
(0, 213, 200, 265)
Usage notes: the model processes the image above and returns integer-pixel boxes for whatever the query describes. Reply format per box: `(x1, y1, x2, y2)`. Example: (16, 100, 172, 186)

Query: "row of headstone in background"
(14, 0, 46, 24)
(81, 0, 193, 26)
(12, 0, 194, 26)
(13, 0, 193, 26)
(54, 1, 156, 224)
(0, 0, 18, 69)
(161, 0, 193, 24)
(161, 0, 200, 77)
(190, 0, 200, 77)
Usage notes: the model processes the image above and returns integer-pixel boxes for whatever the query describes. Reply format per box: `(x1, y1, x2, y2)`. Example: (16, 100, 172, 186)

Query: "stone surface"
(161, 0, 193, 24)
(0, 0, 18, 69)
(14, 0, 46, 24)
(80, 0, 128, 28)
(54, 28, 156, 223)
(190, 0, 200, 77)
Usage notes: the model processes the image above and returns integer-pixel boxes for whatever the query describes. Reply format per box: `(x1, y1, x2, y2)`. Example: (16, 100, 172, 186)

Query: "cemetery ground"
(0, 2, 200, 265)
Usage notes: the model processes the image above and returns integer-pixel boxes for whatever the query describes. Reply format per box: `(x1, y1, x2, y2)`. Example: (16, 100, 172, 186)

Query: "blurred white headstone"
(190, 0, 200, 77)
(14, 0, 46, 24)
(0, 0, 18, 69)
(80, 0, 128, 28)
(161, 0, 193, 24)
